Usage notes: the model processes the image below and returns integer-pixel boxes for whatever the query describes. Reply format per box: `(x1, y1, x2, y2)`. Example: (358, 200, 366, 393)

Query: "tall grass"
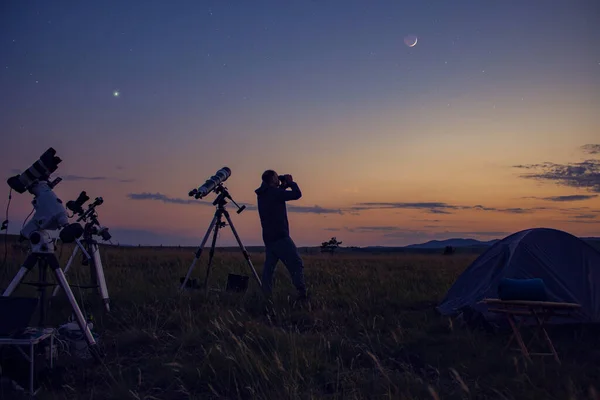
(1, 243, 598, 399)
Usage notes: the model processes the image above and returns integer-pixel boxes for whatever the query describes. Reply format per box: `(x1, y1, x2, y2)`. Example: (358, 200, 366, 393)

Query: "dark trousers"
(262, 236, 307, 296)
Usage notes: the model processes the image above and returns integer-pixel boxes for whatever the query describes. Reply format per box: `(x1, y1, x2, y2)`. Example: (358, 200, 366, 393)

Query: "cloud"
(127, 192, 343, 214)
(429, 209, 453, 214)
(329, 226, 509, 239)
(287, 205, 343, 215)
(513, 145, 600, 193)
(380, 229, 509, 239)
(353, 202, 540, 215)
(352, 202, 462, 215)
(354, 226, 402, 232)
(62, 175, 108, 181)
(127, 192, 202, 206)
(9, 169, 135, 183)
(524, 194, 598, 202)
(582, 144, 600, 155)
(572, 214, 597, 219)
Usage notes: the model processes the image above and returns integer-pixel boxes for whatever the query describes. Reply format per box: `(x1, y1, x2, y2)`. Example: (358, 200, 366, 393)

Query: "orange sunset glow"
(2, 1, 599, 247)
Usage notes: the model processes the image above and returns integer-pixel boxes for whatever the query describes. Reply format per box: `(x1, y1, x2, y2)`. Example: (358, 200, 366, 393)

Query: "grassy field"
(1, 242, 599, 400)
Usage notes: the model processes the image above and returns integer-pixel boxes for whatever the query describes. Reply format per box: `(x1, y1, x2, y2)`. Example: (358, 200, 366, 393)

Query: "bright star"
(113, 90, 120, 97)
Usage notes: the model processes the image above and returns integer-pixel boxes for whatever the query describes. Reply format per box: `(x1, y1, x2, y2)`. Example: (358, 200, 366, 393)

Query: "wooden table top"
(481, 298, 581, 309)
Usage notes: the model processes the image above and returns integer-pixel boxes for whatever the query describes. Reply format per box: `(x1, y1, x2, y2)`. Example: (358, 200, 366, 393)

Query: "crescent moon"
(404, 35, 418, 47)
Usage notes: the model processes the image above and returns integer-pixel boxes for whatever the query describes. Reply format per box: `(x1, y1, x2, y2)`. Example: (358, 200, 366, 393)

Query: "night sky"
(1, 0, 599, 247)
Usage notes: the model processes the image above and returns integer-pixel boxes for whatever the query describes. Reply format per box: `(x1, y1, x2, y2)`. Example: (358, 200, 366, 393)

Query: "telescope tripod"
(2, 232, 103, 363)
(180, 186, 263, 293)
(51, 229, 111, 313)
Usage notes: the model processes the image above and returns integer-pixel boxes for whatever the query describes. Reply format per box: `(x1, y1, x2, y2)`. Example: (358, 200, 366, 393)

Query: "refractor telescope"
(67, 191, 111, 241)
(189, 167, 231, 199)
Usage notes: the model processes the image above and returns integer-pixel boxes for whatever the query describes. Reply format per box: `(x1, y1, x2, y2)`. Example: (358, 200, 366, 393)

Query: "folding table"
(481, 298, 581, 364)
(0, 327, 56, 397)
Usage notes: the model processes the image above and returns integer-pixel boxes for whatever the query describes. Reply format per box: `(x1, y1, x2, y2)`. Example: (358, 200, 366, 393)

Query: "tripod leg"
(45, 254, 103, 363)
(222, 211, 263, 291)
(180, 213, 219, 290)
(203, 214, 222, 292)
(90, 242, 110, 313)
(52, 245, 79, 298)
(38, 258, 48, 327)
(87, 243, 98, 288)
(2, 253, 38, 296)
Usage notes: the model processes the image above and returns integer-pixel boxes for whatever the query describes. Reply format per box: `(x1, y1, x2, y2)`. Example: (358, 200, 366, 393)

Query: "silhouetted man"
(255, 170, 308, 301)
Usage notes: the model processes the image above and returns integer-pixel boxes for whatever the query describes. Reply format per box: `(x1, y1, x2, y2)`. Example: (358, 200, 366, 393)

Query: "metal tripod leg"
(89, 242, 110, 313)
(51, 239, 91, 298)
(180, 213, 219, 290)
(203, 212, 222, 292)
(46, 254, 103, 363)
(2, 253, 38, 296)
(3, 253, 103, 363)
(38, 258, 49, 326)
(222, 210, 263, 291)
(52, 239, 90, 297)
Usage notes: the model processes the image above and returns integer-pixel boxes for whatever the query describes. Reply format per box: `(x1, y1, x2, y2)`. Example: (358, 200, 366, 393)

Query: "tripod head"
(212, 184, 246, 214)
(66, 191, 111, 241)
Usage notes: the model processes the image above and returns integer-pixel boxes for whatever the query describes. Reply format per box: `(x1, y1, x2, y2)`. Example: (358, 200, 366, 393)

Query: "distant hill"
(404, 238, 500, 249)
(404, 236, 600, 252)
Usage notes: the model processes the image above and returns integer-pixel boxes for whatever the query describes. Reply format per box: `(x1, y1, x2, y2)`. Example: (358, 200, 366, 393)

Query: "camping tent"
(437, 228, 600, 324)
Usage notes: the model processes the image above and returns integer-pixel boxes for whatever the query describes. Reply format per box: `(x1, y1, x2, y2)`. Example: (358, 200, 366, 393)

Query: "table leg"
(506, 314, 531, 362)
(50, 333, 54, 369)
(30, 342, 34, 397)
(533, 311, 561, 364)
(504, 315, 525, 351)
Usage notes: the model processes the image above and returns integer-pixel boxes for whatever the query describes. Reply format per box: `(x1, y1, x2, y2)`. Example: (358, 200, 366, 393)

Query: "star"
(113, 90, 120, 97)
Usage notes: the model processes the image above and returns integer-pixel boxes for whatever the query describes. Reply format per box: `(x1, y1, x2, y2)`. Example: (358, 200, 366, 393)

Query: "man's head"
(262, 170, 279, 187)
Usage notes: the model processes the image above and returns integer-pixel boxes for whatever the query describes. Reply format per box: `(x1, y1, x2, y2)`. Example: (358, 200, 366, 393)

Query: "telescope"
(180, 166, 262, 294)
(66, 191, 111, 241)
(3, 148, 104, 363)
(189, 167, 231, 199)
(56, 190, 112, 312)
(7, 148, 62, 194)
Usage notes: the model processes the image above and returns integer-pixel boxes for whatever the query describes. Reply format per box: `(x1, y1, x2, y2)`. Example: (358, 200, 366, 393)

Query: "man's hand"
(284, 174, 294, 184)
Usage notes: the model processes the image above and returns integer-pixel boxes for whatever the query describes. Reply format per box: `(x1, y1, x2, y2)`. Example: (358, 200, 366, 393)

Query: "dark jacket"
(255, 181, 302, 245)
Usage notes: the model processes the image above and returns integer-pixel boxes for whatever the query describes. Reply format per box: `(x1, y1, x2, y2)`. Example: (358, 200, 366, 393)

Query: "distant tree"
(321, 237, 343, 255)
(443, 246, 455, 255)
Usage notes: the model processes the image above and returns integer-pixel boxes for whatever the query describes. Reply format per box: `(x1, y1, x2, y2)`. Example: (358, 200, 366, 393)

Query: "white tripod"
(51, 233, 110, 313)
